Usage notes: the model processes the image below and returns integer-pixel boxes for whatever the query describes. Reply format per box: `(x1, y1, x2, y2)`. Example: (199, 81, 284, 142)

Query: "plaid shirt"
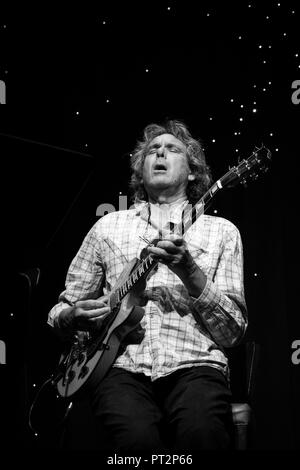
(48, 200, 247, 381)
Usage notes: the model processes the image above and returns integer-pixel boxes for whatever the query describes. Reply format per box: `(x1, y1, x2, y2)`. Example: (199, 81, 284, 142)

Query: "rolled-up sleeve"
(47, 224, 105, 327)
(192, 225, 248, 347)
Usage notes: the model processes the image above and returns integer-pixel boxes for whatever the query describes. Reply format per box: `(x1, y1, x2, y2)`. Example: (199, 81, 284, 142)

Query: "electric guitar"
(47, 145, 272, 400)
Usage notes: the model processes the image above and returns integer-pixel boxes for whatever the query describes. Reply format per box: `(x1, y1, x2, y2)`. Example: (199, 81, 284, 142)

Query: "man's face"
(142, 133, 194, 198)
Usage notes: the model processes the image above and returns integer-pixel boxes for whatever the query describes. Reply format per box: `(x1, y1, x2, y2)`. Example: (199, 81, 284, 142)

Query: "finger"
(147, 246, 173, 260)
(168, 235, 184, 246)
(75, 310, 111, 331)
(95, 295, 109, 303)
(88, 311, 111, 323)
(76, 306, 111, 319)
(76, 299, 108, 309)
(155, 240, 180, 253)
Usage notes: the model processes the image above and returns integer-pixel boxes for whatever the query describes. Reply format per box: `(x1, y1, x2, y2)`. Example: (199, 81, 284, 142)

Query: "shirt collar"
(134, 198, 189, 224)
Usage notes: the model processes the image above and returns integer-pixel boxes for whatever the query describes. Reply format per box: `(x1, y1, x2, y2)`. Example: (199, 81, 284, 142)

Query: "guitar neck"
(114, 178, 224, 305)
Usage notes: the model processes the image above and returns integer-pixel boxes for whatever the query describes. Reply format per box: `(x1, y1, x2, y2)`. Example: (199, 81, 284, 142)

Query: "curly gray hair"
(129, 120, 212, 204)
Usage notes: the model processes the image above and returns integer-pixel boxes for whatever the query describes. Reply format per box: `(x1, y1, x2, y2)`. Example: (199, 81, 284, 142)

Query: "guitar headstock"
(221, 144, 272, 188)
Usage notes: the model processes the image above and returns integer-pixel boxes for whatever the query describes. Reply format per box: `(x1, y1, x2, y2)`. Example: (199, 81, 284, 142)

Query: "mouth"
(153, 163, 168, 173)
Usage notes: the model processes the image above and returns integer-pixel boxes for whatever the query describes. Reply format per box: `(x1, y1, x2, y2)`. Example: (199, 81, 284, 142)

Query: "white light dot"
(129, 153, 133, 157)
(275, 148, 279, 152)
(235, 149, 239, 152)
(239, 117, 243, 121)
(263, 60, 267, 64)
(270, 133, 273, 136)
(248, 4, 252, 7)
(212, 139, 216, 143)
(240, 104, 244, 108)
(145, 68, 149, 72)
(277, 2, 281, 6)
(283, 33, 287, 37)
(263, 88, 266, 91)
(119, 192, 122, 195)
(214, 209, 218, 214)
(207, 13, 210, 17)
(234, 132, 238, 135)
(258, 45, 262, 49)
(295, 53, 299, 58)
(268, 81, 272, 85)
(85, 143, 88, 147)
(106, 99, 110, 103)
(266, 16, 270, 20)
(254, 273, 258, 277)
(33, 384, 36, 387)
(209, 117, 213, 121)
(75, 111, 79, 115)
(102, 20, 106, 25)
(167, 6, 171, 11)
(252, 108, 257, 113)
(230, 98, 234, 102)
(253, 101, 256, 105)
(238, 36, 242, 40)
(35, 433, 38, 437)
(269, 45, 272, 49)
(10, 313, 14, 317)
(291, 10, 295, 14)
(253, 84, 257, 88)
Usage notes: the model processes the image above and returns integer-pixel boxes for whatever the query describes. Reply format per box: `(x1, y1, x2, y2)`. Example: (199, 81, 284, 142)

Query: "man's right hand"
(58, 295, 111, 333)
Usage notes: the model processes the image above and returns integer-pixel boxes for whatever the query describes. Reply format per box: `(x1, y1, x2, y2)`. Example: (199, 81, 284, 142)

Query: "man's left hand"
(146, 235, 207, 298)
(147, 236, 196, 278)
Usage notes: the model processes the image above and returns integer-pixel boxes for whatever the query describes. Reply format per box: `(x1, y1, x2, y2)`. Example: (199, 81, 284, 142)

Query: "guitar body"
(56, 258, 145, 398)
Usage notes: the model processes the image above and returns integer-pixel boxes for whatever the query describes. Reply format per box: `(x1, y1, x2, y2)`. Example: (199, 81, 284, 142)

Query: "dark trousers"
(89, 366, 233, 453)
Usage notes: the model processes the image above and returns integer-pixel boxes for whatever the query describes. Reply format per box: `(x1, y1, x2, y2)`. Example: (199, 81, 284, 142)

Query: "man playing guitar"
(48, 120, 248, 453)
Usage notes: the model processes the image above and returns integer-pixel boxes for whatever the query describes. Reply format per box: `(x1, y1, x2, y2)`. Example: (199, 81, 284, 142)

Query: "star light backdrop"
(0, 1, 299, 451)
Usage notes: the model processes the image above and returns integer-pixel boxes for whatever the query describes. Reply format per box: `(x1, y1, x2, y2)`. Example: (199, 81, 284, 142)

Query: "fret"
(119, 285, 124, 298)
(210, 183, 219, 194)
(138, 265, 144, 276)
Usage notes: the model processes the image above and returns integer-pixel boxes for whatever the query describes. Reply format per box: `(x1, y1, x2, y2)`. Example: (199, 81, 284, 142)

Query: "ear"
(188, 174, 196, 181)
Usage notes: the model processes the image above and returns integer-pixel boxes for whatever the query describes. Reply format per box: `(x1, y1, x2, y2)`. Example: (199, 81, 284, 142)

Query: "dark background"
(0, 1, 299, 453)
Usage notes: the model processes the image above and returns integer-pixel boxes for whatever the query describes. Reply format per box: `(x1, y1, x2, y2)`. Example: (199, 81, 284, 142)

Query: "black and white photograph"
(1, 1, 299, 464)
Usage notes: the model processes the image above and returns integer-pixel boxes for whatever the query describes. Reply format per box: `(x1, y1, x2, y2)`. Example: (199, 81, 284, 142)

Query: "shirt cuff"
(47, 301, 72, 328)
(191, 278, 222, 316)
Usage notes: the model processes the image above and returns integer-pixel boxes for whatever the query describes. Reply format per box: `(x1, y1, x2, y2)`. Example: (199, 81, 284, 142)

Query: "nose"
(157, 146, 166, 158)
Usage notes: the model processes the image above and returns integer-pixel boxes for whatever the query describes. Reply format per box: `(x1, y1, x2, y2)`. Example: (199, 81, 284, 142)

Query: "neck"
(147, 193, 187, 206)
